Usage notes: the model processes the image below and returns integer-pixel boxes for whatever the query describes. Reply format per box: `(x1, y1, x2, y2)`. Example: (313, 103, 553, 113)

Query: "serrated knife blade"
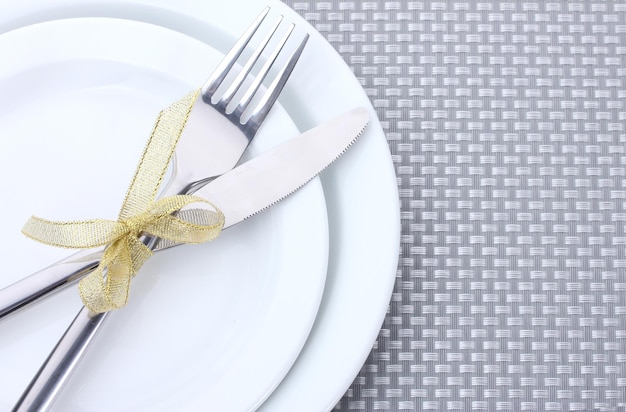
(198, 106, 369, 228)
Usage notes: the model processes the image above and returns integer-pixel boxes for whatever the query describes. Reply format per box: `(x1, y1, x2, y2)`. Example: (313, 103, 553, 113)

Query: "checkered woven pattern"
(282, 1, 626, 411)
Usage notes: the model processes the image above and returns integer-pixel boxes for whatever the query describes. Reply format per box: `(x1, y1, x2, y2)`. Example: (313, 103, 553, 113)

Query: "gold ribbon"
(22, 89, 225, 314)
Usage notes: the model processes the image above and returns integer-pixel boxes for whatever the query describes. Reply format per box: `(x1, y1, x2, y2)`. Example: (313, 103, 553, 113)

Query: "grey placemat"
(282, 1, 626, 411)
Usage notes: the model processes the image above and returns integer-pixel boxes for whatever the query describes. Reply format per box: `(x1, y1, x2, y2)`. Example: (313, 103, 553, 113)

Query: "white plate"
(0, 1, 401, 411)
(0, 18, 329, 412)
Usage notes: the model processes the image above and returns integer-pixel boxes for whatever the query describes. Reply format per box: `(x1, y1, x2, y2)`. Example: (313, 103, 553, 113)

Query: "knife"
(0, 103, 358, 321)
(12, 107, 370, 411)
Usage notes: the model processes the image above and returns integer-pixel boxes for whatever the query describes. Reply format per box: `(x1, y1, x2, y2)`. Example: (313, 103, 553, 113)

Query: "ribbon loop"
(22, 89, 225, 313)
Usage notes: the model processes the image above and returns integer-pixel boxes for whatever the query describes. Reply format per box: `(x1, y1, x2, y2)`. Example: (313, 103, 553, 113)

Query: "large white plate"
(0, 17, 329, 412)
(0, 1, 401, 411)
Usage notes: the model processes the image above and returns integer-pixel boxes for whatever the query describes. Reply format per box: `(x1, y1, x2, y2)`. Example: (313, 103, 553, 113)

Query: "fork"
(0, 6, 307, 321)
(11, 7, 309, 411)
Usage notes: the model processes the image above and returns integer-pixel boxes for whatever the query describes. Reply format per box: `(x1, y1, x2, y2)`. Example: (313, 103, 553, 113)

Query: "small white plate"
(0, 18, 328, 411)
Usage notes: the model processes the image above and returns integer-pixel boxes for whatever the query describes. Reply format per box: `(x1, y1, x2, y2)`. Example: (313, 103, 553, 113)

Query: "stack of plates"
(0, 1, 399, 410)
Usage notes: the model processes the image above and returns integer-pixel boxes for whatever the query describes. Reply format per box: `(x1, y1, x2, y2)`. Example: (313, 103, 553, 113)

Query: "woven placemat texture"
(282, 1, 626, 411)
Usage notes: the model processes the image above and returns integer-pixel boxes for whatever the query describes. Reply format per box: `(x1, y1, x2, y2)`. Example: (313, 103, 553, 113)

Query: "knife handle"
(12, 307, 108, 411)
(0, 248, 104, 321)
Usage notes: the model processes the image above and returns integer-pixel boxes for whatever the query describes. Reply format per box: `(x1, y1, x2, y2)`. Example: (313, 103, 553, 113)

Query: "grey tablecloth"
(281, 1, 626, 411)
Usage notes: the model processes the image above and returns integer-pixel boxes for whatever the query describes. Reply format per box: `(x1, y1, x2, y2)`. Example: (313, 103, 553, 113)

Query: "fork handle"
(13, 307, 108, 411)
(0, 248, 104, 321)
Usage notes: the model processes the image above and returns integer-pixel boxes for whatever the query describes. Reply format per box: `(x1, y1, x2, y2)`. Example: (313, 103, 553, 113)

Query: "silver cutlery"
(15, 107, 369, 411)
(0, 6, 308, 321)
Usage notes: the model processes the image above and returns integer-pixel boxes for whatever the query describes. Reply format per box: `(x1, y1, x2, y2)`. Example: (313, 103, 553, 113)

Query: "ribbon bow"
(22, 89, 224, 313)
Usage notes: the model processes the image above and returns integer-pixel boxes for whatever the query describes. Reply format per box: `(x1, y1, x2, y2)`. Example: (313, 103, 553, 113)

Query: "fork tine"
(231, 23, 296, 118)
(242, 33, 310, 127)
(201, 7, 270, 99)
(218, 15, 284, 107)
